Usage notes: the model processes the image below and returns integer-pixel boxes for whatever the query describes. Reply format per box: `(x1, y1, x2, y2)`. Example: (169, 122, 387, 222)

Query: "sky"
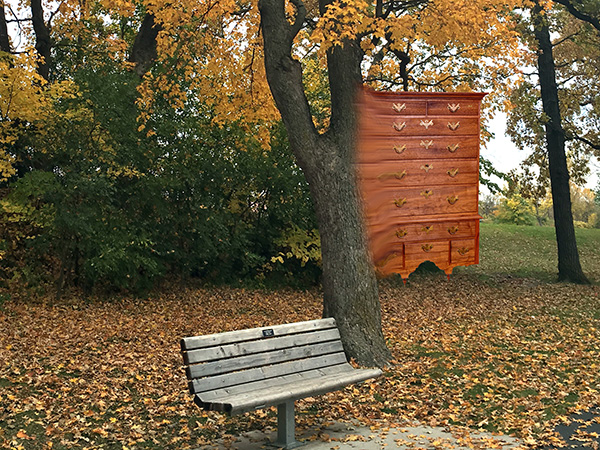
(482, 112, 599, 195)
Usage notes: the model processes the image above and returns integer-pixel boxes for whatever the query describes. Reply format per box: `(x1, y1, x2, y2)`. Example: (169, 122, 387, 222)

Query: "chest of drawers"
(356, 89, 486, 281)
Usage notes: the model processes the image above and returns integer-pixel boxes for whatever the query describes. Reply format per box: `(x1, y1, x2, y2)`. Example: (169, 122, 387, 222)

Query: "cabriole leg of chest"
(271, 400, 302, 449)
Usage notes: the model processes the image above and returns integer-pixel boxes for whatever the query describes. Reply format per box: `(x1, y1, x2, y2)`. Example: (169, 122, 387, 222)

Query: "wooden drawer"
(427, 100, 480, 116)
(360, 116, 480, 137)
(368, 219, 478, 249)
(363, 185, 479, 221)
(405, 240, 449, 266)
(361, 99, 427, 116)
(373, 242, 404, 270)
(358, 159, 479, 188)
(451, 239, 477, 264)
(356, 136, 480, 163)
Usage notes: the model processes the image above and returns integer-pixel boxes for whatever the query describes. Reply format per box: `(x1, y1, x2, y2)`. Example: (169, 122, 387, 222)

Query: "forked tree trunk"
(258, 0, 390, 367)
(532, 2, 589, 284)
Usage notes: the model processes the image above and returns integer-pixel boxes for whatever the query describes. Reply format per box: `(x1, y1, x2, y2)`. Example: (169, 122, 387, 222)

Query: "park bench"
(180, 317, 382, 449)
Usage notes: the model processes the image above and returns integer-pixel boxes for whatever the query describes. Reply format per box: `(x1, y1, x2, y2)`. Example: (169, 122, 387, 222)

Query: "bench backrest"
(180, 318, 348, 396)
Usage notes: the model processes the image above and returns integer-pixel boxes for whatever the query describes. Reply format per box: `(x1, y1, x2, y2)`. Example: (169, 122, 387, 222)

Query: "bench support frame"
(272, 400, 301, 448)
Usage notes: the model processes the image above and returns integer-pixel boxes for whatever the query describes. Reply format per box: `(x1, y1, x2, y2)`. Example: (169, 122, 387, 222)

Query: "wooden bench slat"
(186, 341, 345, 379)
(189, 352, 349, 394)
(196, 367, 383, 415)
(183, 328, 341, 365)
(181, 318, 337, 351)
(196, 363, 354, 403)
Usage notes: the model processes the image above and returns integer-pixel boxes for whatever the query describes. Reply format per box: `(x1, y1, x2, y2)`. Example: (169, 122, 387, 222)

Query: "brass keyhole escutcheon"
(421, 225, 433, 233)
(421, 244, 433, 252)
(447, 122, 460, 131)
(420, 119, 434, 129)
(447, 103, 460, 113)
(421, 164, 433, 173)
(447, 195, 459, 205)
(458, 247, 470, 256)
(394, 144, 406, 154)
(447, 168, 459, 178)
(392, 103, 406, 113)
(447, 226, 459, 235)
(421, 190, 433, 198)
(447, 144, 460, 153)
(393, 122, 407, 132)
(394, 198, 407, 208)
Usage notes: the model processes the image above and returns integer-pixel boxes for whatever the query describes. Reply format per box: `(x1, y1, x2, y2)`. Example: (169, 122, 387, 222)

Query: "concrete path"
(195, 421, 522, 449)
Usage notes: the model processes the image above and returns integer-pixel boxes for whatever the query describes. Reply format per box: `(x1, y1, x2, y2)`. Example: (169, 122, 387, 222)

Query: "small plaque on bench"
(262, 329, 275, 337)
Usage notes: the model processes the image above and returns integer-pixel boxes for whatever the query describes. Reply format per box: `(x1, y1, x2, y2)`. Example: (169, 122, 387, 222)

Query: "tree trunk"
(0, 4, 11, 53)
(30, 0, 52, 80)
(129, 14, 162, 77)
(259, 0, 390, 367)
(532, 2, 589, 284)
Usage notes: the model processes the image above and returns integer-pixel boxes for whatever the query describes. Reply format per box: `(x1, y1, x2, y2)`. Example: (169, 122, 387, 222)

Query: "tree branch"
(289, 0, 307, 37)
(568, 132, 600, 150)
(258, 0, 318, 167)
(553, 0, 600, 32)
(30, 0, 52, 80)
(0, 3, 11, 53)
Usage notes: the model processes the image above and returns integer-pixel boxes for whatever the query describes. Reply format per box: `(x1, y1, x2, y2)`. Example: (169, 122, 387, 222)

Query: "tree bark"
(532, 2, 590, 284)
(0, 4, 11, 53)
(30, 0, 52, 80)
(259, 0, 391, 367)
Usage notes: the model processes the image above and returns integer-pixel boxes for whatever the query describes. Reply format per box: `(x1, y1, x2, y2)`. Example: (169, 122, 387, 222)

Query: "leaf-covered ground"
(1, 276, 599, 450)
(1, 224, 600, 449)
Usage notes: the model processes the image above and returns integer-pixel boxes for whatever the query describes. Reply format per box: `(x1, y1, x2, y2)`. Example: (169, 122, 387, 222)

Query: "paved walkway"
(195, 421, 522, 449)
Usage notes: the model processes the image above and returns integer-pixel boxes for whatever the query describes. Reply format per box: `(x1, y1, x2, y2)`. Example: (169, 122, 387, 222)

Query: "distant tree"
(507, 1, 594, 283)
(495, 193, 537, 226)
(479, 195, 499, 220)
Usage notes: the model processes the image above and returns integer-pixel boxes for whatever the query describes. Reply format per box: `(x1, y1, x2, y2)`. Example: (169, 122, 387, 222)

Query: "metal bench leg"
(272, 400, 302, 449)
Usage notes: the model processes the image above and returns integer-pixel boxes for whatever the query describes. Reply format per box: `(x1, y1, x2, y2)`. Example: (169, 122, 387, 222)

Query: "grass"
(1, 223, 599, 449)
(463, 222, 600, 283)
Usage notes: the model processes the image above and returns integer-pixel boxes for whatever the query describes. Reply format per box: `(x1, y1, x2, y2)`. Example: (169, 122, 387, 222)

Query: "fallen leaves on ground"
(0, 274, 599, 449)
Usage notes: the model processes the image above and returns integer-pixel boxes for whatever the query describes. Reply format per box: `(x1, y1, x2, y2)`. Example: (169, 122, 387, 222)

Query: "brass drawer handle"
(447, 195, 459, 205)
(420, 140, 434, 149)
(447, 226, 459, 235)
(422, 244, 433, 252)
(392, 103, 406, 113)
(447, 168, 459, 177)
(447, 103, 460, 113)
(394, 144, 406, 154)
(421, 163, 433, 172)
(421, 189, 433, 198)
(393, 122, 407, 132)
(378, 170, 407, 181)
(396, 228, 408, 238)
(421, 225, 433, 233)
(447, 143, 460, 153)
(376, 252, 399, 267)
(420, 119, 434, 129)
(457, 247, 470, 256)
(447, 121, 460, 131)
(394, 198, 407, 208)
